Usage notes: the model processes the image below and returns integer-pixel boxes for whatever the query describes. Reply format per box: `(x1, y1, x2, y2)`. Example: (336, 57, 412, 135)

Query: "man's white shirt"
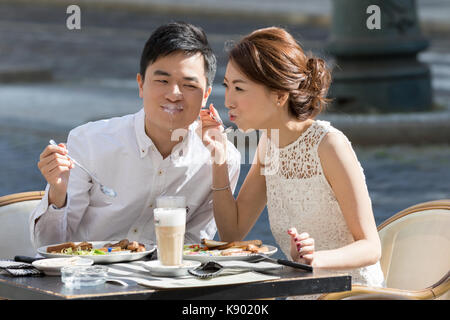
(29, 108, 241, 249)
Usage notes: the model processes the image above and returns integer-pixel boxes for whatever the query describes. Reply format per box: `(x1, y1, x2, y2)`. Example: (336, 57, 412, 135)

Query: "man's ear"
(136, 73, 144, 98)
(202, 86, 212, 107)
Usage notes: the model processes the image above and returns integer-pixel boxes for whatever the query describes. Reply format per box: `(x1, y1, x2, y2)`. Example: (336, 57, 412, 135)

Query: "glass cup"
(61, 265, 108, 288)
(156, 196, 186, 209)
(154, 207, 186, 266)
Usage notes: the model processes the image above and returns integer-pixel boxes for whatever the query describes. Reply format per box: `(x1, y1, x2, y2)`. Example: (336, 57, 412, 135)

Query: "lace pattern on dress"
(263, 120, 385, 300)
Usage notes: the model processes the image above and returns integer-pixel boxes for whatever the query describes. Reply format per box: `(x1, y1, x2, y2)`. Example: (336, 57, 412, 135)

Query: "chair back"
(0, 191, 44, 259)
(377, 200, 450, 299)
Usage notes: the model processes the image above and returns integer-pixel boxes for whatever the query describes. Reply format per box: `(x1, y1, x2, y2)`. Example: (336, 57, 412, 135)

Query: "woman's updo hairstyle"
(228, 27, 331, 120)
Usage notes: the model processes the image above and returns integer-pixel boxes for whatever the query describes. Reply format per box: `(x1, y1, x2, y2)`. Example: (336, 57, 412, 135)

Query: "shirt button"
(158, 170, 163, 176)
(141, 149, 145, 153)
(149, 203, 154, 208)
(133, 228, 138, 233)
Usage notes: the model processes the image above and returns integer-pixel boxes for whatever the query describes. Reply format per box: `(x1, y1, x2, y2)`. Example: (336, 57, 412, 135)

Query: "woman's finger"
(200, 110, 221, 125)
(209, 104, 222, 121)
(301, 254, 314, 264)
(203, 109, 223, 127)
(297, 232, 310, 241)
(299, 245, 314, 255)
(299, 238, 314, 247)
(287, 227, 298, 236)
(199, 114, 219, 124)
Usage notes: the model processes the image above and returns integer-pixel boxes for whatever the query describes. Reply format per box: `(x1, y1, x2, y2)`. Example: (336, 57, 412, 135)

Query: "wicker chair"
(319, 199, 450, 300)
(0, 191, 44, 259)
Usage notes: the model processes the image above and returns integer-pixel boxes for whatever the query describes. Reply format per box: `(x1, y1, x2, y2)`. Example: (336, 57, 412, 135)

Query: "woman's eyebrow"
(223, 76, 246, 84)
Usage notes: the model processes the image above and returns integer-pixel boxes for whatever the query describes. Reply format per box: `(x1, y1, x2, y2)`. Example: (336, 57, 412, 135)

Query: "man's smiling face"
(137, 51, 211, 134)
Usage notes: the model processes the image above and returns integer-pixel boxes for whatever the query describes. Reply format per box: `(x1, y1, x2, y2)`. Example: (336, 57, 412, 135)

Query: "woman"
(200, 27, 385, 298)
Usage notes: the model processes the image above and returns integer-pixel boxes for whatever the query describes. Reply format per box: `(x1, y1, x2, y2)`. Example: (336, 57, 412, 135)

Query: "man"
(30, 22, 241, 249)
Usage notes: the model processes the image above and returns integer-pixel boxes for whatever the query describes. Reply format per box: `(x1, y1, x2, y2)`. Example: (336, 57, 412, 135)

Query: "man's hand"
(37, 142, 74, 208)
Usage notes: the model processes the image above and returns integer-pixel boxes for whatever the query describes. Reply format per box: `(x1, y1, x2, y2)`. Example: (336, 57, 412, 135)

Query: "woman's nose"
(224, 94, 234, 110)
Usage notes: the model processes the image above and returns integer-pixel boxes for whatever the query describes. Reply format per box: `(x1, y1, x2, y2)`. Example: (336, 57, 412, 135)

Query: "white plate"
(142, 260, 201, 277)
(32, 257, 94, 276)
(183, 244, 278, 263)
(37, 241, 156, 264)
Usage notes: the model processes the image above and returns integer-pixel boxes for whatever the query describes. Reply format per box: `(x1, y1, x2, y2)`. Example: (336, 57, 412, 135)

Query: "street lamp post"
(326, 0, 432, 113)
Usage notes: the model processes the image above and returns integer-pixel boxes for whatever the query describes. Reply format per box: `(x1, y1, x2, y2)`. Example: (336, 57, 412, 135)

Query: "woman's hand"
(287, 227, 315, 265)
(199, 104, 228, 164)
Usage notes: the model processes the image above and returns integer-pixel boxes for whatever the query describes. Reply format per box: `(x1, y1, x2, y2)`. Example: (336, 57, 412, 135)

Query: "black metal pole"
(326, 0, 432, 113)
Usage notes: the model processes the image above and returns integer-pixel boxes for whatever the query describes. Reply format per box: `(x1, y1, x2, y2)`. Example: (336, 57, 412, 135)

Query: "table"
(0, 262, 350, 300)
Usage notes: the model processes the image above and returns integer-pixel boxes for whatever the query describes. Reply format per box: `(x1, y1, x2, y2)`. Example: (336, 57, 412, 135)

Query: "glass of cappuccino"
(154, 196, 186, 266)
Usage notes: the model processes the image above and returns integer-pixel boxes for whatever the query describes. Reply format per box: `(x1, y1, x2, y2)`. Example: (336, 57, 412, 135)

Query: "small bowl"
(32, 257, 94, 276)
(61, 265, 108, 287)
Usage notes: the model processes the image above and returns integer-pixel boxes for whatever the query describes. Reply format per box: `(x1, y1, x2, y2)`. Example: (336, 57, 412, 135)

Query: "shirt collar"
(134, 108, 153, 158)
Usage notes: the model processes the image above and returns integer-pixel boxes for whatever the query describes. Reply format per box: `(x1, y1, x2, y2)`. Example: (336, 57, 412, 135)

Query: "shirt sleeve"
(29, 128, 93, 249)
(29, 183, 67, 249)
(184, 142, 241, 243)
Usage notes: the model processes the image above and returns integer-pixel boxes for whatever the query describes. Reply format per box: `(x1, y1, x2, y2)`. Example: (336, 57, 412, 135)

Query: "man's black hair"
(140, 22, 217, 88)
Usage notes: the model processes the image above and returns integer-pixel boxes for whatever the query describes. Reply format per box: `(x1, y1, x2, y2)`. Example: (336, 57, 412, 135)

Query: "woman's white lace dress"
(264, 120, 385, 299)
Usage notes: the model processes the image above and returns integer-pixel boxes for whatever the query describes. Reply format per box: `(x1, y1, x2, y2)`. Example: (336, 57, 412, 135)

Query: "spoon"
(49, 139, 117, 198)
(208, 113, 234, 134)
(188, 261, 263, 279)
(188, 259, 285, 279)
(105, 277, 137, 286)
(188, 261, 224, 279)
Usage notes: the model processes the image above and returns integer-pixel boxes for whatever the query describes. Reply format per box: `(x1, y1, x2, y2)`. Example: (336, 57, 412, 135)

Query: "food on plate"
(104, 239, 129, 250)
(46, 242, 76, 253)
(184, 239, 268, 257)
(46, 239, 146, 256)
(127, 241, 146, 252)
(247, 243, 269, 253)
(96, 247, 122, 253)
(214, 240, 263, 250)
(200, 239, 228, 249)
(78, 241, 93, 251)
